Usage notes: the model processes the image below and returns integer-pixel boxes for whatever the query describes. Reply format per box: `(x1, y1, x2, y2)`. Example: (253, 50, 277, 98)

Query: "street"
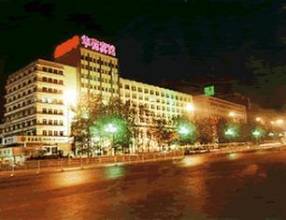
(1, 148, 286, 219)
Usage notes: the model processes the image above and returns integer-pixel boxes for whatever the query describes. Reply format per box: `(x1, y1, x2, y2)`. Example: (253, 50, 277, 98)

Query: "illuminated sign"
(54, 35, 80, 58)
(54, 35, 116, 59)
(204, 85, 215, 96)
(81, 35, 116, 56)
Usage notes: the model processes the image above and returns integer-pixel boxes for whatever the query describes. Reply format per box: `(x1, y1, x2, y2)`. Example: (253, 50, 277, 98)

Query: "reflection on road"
(1, 148, 286, 219)
(179, 155, 205, 167)
(54, 170, 89, 187)
(104, 164, 125, 180)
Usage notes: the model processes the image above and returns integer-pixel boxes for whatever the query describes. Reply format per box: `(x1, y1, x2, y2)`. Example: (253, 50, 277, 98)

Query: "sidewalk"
(210, 142, 284, 154)
(0, 151, 184, 178)
(0, 143, 284, 178)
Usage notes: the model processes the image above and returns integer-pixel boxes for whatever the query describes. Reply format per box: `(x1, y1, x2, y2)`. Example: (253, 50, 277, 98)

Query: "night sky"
(1, 0, 286, 110)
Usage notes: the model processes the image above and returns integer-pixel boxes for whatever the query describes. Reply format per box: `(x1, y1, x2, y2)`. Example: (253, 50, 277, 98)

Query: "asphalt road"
(1, 148, 286, 219)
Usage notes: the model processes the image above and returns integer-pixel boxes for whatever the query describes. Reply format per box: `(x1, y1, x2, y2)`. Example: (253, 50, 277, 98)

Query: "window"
(43, 130, 47, 136)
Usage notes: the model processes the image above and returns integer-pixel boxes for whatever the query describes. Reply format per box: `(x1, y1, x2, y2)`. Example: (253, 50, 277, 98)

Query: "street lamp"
(104, 123, 118, 155)
(251, 128, 265, 144)
(252, 130, 261, 138)
(63, 89, 77, 137)
(276, 119, 284, 125)
(225, 128, 236, 137)
(224, 124, 239, 140)
(178, 126, 191, 136)
(228, 111, 236, 118)
(185, 103, 195, 112)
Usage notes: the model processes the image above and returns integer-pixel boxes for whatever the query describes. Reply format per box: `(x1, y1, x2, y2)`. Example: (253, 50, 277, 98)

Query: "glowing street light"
(228, 111, 237, 119)
(63, 89, 77, 106)
(176, 121, 196, 144)
(178, 126, 191, 136)
(252, 128, 265, 144)
(276, 119, 284, 125)
(252, 130, 261, 138)
(225, 128, 235, 137)
(63, 89, 77, 137)
(224, 124, 239, 139)
(104, 123, 117, 134)
(104, 123, 118, 156)
(268, 132, 274, 137)
(185, 103, 195, 112)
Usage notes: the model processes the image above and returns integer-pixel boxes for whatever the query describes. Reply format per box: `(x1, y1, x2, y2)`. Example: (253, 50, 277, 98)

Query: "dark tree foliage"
(152, 118, 177, 149)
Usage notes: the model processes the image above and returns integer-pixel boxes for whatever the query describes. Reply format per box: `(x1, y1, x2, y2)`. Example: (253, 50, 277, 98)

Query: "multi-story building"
(54, 35, 119, 103)
(2, 59, 77, 155)
(119, 78, 194, 151)
(193, 95, 247, 123)
(0, 34, 247, 156)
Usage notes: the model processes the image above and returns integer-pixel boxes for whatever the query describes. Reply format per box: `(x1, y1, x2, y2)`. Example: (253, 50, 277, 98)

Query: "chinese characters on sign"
(81, 35, 116, 56)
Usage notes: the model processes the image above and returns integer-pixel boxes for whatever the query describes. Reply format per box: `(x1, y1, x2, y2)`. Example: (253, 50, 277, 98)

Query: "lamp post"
(224, 126, 239, 141)
(185, 103, 195, 113)
(104, 123, 117, 156)
(252, 129, 261, 145)
(63, 89, 77, 137)
(178, 126, 191, 136)
(228, 111, 237, 121)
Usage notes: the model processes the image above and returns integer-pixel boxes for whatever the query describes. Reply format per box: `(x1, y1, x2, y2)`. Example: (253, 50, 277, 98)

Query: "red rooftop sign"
(54, 35, 116, 58)
(54, 35, 80, 58)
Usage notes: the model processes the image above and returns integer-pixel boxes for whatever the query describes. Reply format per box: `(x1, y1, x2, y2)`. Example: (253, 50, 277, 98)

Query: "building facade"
(193, 95, 247, 123)
(1, 59, 77, 155)
(0, 34, 247, 156)
(119, 78, 194, 152)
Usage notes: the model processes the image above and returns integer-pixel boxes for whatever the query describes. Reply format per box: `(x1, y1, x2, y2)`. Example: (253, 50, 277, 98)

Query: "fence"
(0, 151, 184, 176)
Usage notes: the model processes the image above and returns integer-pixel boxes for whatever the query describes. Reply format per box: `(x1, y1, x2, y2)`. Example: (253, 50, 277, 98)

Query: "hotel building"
(0, 35, 246, 156)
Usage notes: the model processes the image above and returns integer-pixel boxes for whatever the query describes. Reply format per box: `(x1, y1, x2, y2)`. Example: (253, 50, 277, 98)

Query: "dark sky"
(1, 0, 286, 109)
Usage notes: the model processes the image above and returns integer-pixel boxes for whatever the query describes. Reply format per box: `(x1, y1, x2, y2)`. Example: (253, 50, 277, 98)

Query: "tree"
(96, 98, 137, 154)
(152, 118, 177, 150)
(195, 118, 215, 144)
(236, 56, 286, 109)
(216, 117, 229, 143)
(72, 95, 138, 156)
(71, 94, 102, 156)
(173, 115, 198, 145)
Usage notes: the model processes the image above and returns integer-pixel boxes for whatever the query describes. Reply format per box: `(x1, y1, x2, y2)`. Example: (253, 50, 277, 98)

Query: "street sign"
(204, 85, 215, 96)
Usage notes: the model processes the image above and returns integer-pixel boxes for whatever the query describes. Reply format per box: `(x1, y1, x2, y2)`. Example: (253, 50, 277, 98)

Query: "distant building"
(193, 95, 247, 123)
(159, 80, 202, 96)
(217, 92, 252, 111)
